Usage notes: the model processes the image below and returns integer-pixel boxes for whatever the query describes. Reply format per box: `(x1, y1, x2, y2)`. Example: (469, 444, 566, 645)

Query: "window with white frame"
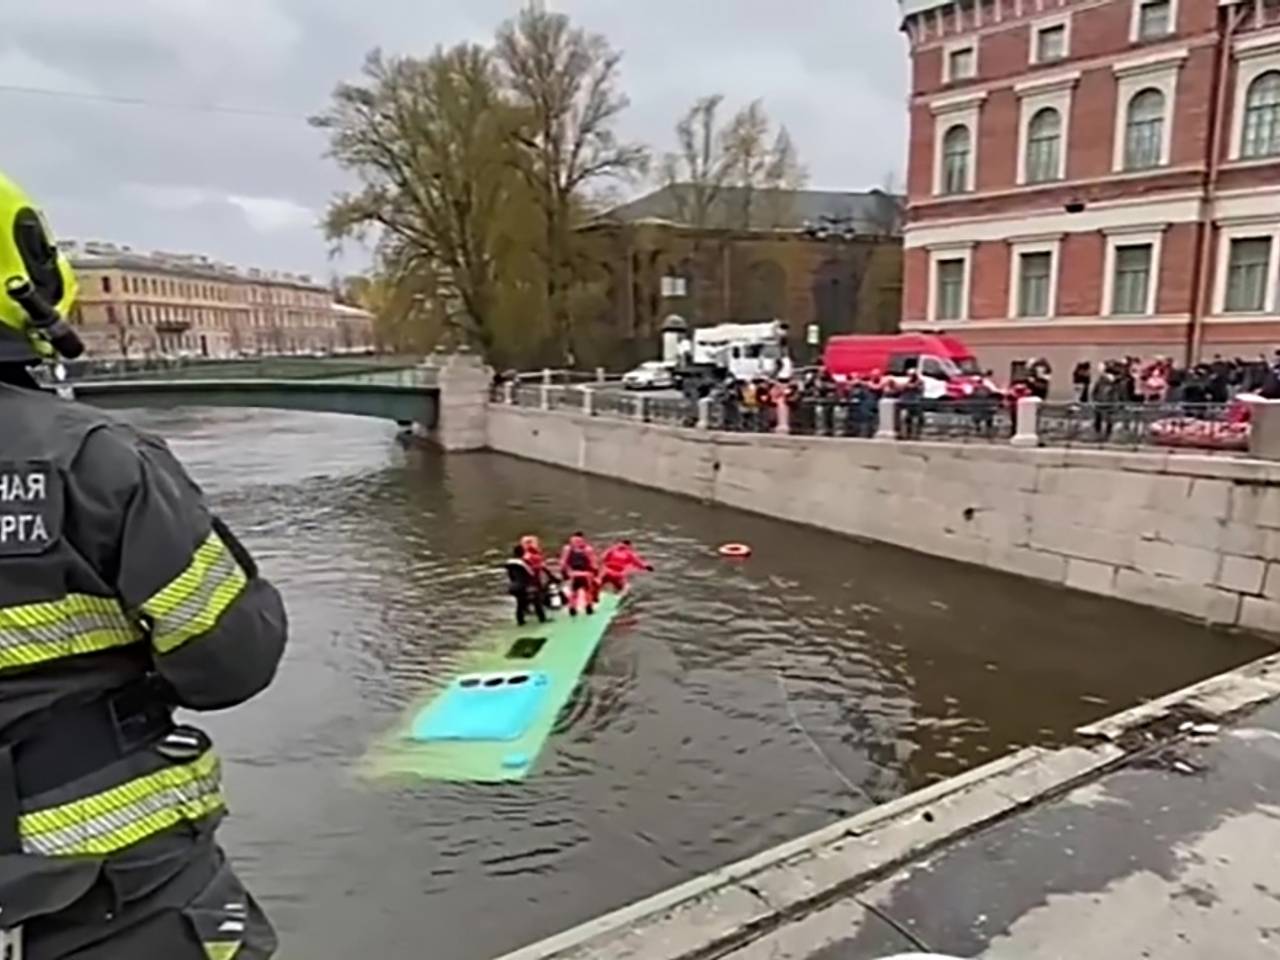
(1112, 245, 1154, 315)
(931, 93, 983, 196)
(1230, 38, 1280, 161)
(1224, 237, 1273, 313)
(1103, 229, 1163, 317)
(1135, 0, 1173, 42)
(1242, 71, 1280, 160)
(1124, 89, 1166, 170)
(1016, 75, 1075, 185)
(1025, 108, 1062, 184)
(1112, 52, 1183, 173)
(941, 124, 972, 195)
(1018, 252, 1054, 317)
(948, 46, 976, 82)
(928, 246, 972, 323)
(936, 259, 966, 321)
(1032, 19, 1069, 65)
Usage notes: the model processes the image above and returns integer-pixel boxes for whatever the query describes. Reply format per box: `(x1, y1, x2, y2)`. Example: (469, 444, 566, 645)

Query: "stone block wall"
(426, 351, 491, 452)
(486, 404, 1280, 635)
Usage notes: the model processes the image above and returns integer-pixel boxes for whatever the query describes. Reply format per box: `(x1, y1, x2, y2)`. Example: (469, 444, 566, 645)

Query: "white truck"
(668, 319, 794, 396)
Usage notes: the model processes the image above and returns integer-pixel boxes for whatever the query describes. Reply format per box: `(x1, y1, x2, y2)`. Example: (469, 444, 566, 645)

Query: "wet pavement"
(728, 698, 1280, 959)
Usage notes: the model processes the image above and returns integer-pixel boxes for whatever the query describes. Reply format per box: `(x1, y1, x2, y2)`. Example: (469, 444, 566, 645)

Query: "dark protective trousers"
(24, 835, 276, 960)
(515, 589, 547, 626)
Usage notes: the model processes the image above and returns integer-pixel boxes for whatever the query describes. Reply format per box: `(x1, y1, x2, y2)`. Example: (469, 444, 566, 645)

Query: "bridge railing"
(509, 368, 624, 386)
(321, 367, 439, 388)
(41, 354, 424, 384)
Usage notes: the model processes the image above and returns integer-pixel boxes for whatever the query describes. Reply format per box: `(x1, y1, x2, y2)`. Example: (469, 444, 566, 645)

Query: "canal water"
(130, 407, 1270, 960)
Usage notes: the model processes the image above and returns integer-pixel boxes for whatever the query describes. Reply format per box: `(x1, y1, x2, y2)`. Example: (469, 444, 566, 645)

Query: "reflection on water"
(123, 407, 1271, 960)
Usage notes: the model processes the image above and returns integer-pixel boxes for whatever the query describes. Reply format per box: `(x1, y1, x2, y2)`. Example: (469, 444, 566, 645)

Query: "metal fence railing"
(511, 384, 543, 408)
(46, 353, 409, 384)
(491, 383, 1253, 455)
(644, 396, 696, 427)
(1037, 402, 1246, 451)
(903, 399, 1015, 443)
(786, 400, 881, 439)
(592, 391, 638, 420)
(547, 386, 584, 413)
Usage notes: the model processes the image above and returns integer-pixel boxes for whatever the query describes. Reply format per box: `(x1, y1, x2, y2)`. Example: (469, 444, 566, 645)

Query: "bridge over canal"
(70, 369, 440, 429)
(53, 355, 445, 431)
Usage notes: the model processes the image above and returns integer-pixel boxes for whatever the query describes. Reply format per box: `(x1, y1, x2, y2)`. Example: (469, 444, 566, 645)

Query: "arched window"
(1124, 88, 1165, 171)
(1243, 71, 1280, 159)
(941, 124, 971, 194)
(1025, 107, 1062, 184)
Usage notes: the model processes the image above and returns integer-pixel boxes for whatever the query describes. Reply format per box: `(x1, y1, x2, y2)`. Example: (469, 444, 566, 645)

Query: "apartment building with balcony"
(64, 241, 374, 359)
(899, 0, 1280, 380)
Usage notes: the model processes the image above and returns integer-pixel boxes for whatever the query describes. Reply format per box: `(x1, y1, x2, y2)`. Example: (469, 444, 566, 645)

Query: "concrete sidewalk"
(729, 699, 1280, 959)
(496, 654, 1280, 960)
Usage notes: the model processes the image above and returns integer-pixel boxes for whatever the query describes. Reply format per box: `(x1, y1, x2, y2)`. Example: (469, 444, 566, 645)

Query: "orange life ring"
(718, 543, 752, 559)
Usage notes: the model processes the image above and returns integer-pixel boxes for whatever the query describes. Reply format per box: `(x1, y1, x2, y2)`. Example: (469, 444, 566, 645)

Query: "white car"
(622, 361, 675, 391)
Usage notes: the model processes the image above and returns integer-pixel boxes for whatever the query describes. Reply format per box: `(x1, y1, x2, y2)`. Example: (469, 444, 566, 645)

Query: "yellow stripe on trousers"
(20, 751, 225, 856)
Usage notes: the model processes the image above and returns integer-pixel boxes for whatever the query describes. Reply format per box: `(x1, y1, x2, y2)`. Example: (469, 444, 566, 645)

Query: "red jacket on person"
(601, 542, 651, 575)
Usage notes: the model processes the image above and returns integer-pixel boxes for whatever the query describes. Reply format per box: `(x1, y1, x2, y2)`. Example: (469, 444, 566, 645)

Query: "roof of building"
(331, 302, 375, 320)
(597, 184, 903, 236)
(60, 240, 326, 292)
(899, 0, 952, 17)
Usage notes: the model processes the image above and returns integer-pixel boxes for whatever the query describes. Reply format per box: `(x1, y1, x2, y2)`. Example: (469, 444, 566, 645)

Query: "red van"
(823, 333, 981, 382)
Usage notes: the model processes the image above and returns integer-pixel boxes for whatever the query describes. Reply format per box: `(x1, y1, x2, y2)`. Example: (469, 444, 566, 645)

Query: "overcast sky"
(2, 1, 907, 278)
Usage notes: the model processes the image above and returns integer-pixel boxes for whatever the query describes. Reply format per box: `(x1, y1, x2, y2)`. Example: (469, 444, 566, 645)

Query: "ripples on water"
(119, 408, 1271, 960)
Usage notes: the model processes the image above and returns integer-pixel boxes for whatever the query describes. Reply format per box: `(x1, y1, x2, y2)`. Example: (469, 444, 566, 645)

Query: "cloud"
(125, 183, 315, 234)
(227, 195, 316, 233)
(0, 44, 97, 92)
(0, 0, 907, 276)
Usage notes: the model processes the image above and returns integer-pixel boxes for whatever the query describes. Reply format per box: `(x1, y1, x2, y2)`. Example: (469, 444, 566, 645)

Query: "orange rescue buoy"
(718, 543, 752, 559)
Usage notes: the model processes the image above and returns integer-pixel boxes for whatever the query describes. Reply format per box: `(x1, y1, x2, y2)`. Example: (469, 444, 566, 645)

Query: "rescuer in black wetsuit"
(0, 168, 286, 958)
(505, 545, 547, 626)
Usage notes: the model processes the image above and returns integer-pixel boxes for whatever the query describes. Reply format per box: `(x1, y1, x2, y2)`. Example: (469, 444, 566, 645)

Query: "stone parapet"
(426, 350, 491, 452)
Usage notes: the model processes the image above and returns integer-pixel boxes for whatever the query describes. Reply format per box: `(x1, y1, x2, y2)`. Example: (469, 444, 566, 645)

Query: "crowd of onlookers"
(706, 352, 1280, 441)
(708, 368, 1006, 439)
(1068, 354, 1280, 406)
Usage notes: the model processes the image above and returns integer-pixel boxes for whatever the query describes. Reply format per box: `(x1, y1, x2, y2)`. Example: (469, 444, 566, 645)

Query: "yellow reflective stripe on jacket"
(20, 751, 224, 857)
(143, 532, 248, 655)
(0, 594, 142, 671)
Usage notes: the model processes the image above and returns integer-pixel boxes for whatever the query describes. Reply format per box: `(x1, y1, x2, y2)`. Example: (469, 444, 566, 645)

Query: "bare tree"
(722, 100, 807, 229)
(312, 44, 530, 353)
(659, 94, 736, 230)
(496, 2, 649, 361)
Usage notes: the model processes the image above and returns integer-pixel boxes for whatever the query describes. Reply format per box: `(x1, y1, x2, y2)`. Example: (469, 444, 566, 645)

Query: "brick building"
(581, 185, 904, 365)
(899, 0, 1280, 386)
(63, 241, 375, 359)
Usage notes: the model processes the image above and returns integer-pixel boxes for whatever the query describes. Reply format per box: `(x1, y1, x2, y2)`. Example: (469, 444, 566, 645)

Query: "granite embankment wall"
(487, 404, 1280, 635)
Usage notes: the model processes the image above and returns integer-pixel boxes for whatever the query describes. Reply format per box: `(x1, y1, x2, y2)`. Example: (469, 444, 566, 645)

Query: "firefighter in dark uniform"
(0, 169, 286, 957)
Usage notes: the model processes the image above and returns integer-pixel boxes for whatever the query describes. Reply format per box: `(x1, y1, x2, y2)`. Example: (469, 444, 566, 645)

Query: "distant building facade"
(899, 0, 1280, 378)
(63, 241, 375, 359)
(581, 185, 904, 364)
